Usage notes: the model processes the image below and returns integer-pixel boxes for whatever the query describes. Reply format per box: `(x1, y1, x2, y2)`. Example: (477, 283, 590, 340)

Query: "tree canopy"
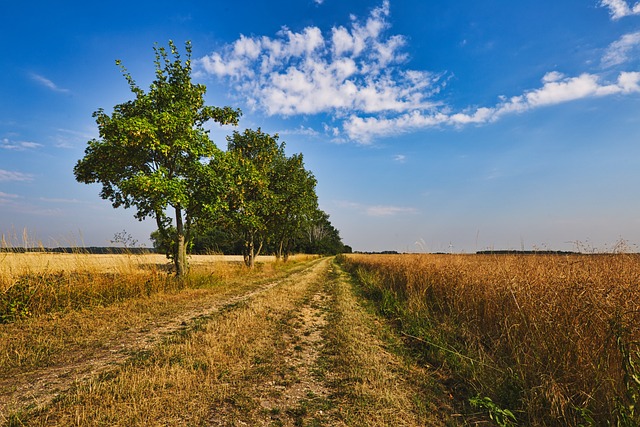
(74, 41, 241, 275)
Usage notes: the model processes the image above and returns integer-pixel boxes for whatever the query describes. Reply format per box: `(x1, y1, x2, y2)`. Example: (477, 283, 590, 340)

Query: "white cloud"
(393, 154, 406, 163)
(0, 169, 34, 182)
(500, 72, 640, 110)
(53, 128, 97, 149)
(0, 192, 20, 199)
(277, 126, 320, 136)
(19, 141, 42, 149)
(600, 0, 640, 19)
(38, 197, 85, 204)
(0, 192, 21, 209)
(1, 138, 43, 150)
(366, 204, 418, 216)
(343, 71, 640, 142)
(198, 1, 442, 118)
(520, 74, 604, 107)
(602, 32, 640, 67)
(337, 199, 418, 216)
(199, 1, 640, 144)
(29, 73, 69, 93)
(542, 71, 565, 83)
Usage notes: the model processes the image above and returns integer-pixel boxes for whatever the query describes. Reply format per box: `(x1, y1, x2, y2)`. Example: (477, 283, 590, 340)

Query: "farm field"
(0, 253, 453, 426)
(340, 253, 640, 426)
(0, 252, 277, 280)
(2, 251, 639, 426)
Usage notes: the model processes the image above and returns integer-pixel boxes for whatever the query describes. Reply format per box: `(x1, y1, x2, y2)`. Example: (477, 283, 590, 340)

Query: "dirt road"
(1, 257, 454, 425)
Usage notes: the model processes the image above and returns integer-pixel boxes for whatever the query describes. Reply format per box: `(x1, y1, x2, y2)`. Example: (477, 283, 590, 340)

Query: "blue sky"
(2, 0, 640, 252)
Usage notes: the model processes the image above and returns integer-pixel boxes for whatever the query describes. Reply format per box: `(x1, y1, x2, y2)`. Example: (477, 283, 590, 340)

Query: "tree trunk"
(280, 237, 290, 262)
(244, 237, 255, 268)
(175, 207, 188, 276)
(248, 240, 255, 268)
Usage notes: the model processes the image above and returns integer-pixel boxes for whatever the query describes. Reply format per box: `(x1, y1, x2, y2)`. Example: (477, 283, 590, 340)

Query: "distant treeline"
(354, 251, 400, 255)
(0, 247, 154, 254)
(476, 250, 581, 255)
(354, 250, 586, 255)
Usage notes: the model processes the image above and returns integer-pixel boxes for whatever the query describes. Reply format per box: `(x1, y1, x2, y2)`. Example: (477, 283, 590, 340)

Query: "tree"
(299, 209, 351, 255)
(269, 153, 318, 261)
(213, 128, 284, 268)
(74, 41, 240, 276)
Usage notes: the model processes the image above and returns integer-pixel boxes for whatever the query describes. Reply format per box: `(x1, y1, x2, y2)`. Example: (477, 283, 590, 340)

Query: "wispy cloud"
(38, 197, 86, 204)
(393, 154, 406, 163)
(53, 128, 96, 149)
(0, 194, 72, 216)
(0, 191, 20, 199)
(600, 0, 640, 19)
(337, 200, 418, 216)
(0, 192, 22, 211)
(0, 169, 34, 182)
(366, 205, 418, 216)
(277, 126, 320, 136)
(1, 138, 43, 151)
(602, 32, 640, 67)
(29, 73, 69, 93)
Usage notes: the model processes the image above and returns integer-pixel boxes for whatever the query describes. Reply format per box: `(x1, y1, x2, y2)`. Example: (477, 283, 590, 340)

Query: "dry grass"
(3, 256, 457, 426)
(8, 258, 330, 426)
(340, 253, 640, 426)
(322, 261, 453, 426)
(0, 253, 315, 371)
(0, 253, 317, 416)
(0, 253, 287, 323)
(0, 252, 279, 283)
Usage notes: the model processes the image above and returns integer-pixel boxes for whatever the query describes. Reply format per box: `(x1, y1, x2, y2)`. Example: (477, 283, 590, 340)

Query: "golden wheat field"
(340, 253, 640, 426)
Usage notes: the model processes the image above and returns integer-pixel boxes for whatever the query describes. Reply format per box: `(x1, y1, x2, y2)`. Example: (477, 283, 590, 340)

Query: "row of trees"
(159, 208, 350, 260)
(74, 41, 349, 275)
(149, 127, 350, 267)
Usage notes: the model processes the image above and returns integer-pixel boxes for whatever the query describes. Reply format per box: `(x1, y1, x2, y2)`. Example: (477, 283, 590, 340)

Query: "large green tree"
(74, 41, 240, 276)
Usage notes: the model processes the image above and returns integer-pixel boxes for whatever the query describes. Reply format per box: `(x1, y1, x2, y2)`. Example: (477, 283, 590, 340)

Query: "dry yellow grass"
(340, 253, 640, 426)
(2, 256, 457, 426)
(0, 252, 292, 323)
(10, 258, 330, 426)
(0, 252, 279, 284)
(0, 254, 320, 421)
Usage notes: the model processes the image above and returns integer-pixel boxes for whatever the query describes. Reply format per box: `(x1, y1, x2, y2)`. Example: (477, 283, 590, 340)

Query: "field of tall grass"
(339, 253, 640, 426)
(0, 252, 278, 323)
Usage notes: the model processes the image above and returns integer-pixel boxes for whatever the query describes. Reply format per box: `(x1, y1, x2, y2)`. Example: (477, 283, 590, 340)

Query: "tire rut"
(254, 281, 334, 425)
